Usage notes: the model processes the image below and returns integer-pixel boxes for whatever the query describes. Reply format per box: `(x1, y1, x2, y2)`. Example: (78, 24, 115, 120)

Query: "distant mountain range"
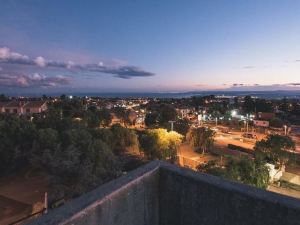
(5, 90, 300, 99)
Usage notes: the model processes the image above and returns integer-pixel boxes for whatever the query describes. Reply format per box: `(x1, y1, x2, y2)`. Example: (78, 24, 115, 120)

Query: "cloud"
(243, 66, 255, 69)
(225, 83, 300, 91)
(0, 47, 155, 79)
(34, 56, 47, 67)
(0, 72, 71, 88)
(287, 83, 300, 86)
(232, 83, 244, 86)
(0, 47, 30, 65)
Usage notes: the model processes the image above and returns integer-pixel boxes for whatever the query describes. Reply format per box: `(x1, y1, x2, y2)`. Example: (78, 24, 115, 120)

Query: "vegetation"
(0, 99, 142, 201)
(139, 128, 183, 163)
(227, 144, 253, 155)
(197, 157, 270, 189)
(144, 104, 177, 127)
(186, 127, 215, 154)
(254, 134, 296, 169)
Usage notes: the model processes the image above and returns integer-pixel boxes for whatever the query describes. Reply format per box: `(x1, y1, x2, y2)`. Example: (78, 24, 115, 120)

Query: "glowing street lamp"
(231, 110, 237, 117)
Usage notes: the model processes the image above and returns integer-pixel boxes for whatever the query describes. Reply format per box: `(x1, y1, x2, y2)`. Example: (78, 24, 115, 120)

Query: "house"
(253, 119, 269, 127)
(257, 112, 275, 120)
(0, 102, 8, 113)
(0, 100, 48, 115)
(2, 101, 25, 114)
(23, 101, 47, 114)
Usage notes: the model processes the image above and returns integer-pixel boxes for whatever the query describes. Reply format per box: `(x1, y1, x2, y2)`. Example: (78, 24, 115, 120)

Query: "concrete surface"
(27, 161, 300, 225)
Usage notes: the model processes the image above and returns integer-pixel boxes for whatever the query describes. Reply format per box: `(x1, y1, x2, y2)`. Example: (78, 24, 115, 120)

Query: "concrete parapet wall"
(28, 161, 300, 225)
(159, 163, 300, 225)
(27, 162, 160, 225)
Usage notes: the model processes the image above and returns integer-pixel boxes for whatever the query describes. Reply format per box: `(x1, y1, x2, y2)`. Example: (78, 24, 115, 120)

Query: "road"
(214, 129, 262, 152)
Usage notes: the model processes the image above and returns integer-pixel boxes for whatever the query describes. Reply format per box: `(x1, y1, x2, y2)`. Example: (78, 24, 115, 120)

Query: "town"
(1, 93, 300, 224)
(1, 1, 300, 224)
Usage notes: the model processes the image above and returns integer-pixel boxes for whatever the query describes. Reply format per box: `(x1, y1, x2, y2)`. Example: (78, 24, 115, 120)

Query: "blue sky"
(1, 0, 300, 93)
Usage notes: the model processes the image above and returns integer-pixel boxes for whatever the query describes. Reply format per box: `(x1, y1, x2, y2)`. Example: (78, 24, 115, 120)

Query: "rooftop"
(23, 101, 47, 108)
(27, 161, 300, 225)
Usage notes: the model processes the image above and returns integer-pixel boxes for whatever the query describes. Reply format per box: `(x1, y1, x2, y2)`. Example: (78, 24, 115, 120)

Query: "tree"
(145, 112, 159, 127)
(291, 102, 300, 116)
(233, 97, 239, 108)
(86, 110, 100, 128)
(34, 138, 120, 199)
(0, 115, 37, 174)
(110, 124, 139, 155)
(98, 108, 112, 127)
(269, 117, 284, 128)
(0, 94, 8, 101)
(225, 157, 270, 189)
(197, 157, 270, 189)
(139, 128, 183, 163)
(113, 107, 126, 124)
(244, 96, 255, 113)
(34, 128, 59, 150)
(174, 118, 191, 137)
(158, 104, 177, 124)
(124, 110, 137, 126)
(187, 127, 215, 154)
(279, 97, 289, 113)
(254, 134, 295, 169)
(255, 99, 273, 112)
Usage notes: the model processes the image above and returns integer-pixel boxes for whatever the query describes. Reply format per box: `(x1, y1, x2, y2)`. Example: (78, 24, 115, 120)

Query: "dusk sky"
(1, 0, 300, 94)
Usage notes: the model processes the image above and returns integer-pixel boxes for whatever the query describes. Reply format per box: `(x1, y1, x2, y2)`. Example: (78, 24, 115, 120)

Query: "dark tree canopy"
(186, 127, 215, 154)
(254, 134, 295, 167)
(197, 157, 270, 189)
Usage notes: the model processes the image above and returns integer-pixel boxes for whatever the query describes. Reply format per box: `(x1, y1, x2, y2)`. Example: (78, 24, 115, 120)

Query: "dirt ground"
(0, 169, 48, 225)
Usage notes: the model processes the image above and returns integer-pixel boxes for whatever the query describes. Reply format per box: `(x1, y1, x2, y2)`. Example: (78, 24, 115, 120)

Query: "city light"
(231, 110, 237, 117)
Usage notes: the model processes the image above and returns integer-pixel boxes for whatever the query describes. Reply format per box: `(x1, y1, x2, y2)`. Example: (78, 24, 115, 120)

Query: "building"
(28, 161, 300, 225)
(2, 101, 25, 114)
(0, 102, 8, 113)
(0, 101, 47, 115)
(23, 101, 48, 114)
(253, 119, 269, 127)
(257, 112, 275, 120)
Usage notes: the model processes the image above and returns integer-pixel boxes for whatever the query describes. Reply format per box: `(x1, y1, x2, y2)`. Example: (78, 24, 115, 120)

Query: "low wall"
(159, 164, 300, 225)
(28, 161, 300, 225)
(27, 162, 160, 225)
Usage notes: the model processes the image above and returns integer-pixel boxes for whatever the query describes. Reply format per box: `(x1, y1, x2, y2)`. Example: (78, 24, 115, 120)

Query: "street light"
(231, 110, 237, 117)
(284, 125, 287, 136)
(197, 114, 202, 126)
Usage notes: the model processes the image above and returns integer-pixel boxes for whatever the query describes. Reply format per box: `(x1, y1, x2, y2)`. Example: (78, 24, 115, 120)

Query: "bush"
(227, 144, 253, 155)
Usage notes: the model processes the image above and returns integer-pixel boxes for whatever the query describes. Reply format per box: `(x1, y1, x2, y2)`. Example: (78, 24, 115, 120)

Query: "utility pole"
(284, 125, 287, 136)
(44, 192, 48, 214)
(168, 120, 176, 131)
(246, 114, 249, 133)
